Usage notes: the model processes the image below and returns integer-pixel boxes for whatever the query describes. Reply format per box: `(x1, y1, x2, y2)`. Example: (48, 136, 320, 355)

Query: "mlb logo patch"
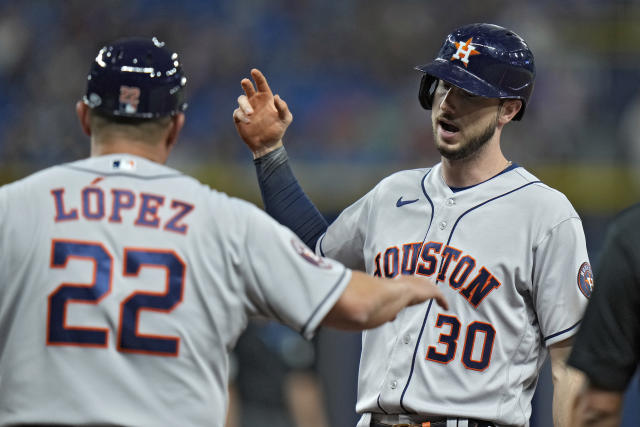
(112, 158, 137, 171)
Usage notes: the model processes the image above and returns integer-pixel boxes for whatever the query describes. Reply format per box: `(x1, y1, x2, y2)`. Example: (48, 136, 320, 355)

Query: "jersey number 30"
(426, 314, 495, 371)
(47, 239, 185, 357)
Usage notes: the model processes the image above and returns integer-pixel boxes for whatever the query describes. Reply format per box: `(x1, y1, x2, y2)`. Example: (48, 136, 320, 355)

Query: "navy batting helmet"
(83, 37, 187, 119)
(415, 23, 535, 121)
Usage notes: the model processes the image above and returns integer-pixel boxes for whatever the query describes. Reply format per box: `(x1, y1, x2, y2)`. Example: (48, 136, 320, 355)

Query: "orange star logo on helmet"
(451, 38, 480, 67)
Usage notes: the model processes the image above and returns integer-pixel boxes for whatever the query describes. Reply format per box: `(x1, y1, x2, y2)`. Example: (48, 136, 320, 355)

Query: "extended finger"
(251, 68, 273, 95)
(237, 95, 254, 115)
(274, 95, 292, 122)
(241, 78, 256, 98)
(233, 107, 250, 124)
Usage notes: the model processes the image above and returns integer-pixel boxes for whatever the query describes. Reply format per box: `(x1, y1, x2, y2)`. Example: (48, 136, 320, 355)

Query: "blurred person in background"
(568, 204, 640, 426)
(234, 23, 590, 427)
(228, 320, 330, 427)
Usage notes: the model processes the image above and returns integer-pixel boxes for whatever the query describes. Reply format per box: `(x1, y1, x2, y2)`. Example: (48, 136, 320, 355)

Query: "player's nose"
(438, 87, 456, 113)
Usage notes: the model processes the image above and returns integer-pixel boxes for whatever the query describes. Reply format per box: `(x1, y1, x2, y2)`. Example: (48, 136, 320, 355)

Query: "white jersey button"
(439, 220, 447, 230)
(390, 380, 398, 389)
(447, 198, 455, 206)
(403, 334, 411, 344)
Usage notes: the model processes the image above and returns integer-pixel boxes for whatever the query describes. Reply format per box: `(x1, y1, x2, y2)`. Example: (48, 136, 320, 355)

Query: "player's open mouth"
(438, 119, 459, 133)
(438, 119, 460, 141)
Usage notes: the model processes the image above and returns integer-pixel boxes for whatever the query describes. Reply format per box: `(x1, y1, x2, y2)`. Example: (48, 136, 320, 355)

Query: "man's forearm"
(553, 367, 585, 426)
(550, 341, 584, 426)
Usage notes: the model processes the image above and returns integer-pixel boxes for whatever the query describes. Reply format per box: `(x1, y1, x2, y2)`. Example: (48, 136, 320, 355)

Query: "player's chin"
(436, 142, 467, 161)
(438, 148, 458, 160)
(435, 137, 458, 151)
(434, 127, 462, 145)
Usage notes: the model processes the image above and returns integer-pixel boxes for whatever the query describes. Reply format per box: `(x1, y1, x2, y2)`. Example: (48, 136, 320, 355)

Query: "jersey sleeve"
(317, 186, 377, 271)
(568, 220, 640, 390)
(238, 200, 351, 339)
(532, 216, 591, 346)
(254, 146, 328, 249)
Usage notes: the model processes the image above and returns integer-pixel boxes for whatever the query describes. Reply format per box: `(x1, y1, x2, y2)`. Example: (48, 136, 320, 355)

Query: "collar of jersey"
(448, 162, 519, 193)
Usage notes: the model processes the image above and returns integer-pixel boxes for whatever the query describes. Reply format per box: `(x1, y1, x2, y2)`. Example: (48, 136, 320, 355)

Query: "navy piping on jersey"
(376, 394, 389, 414)
(399, 178, 541, 411)
(399, 299, 435, 413)
(419, 169, 436, 240)
(396, 169, 436, 413)
(300, 268, 348, 337)
(448, 162, 519, 193)
(62, 164, 184, 180)
(446, 180, 541, 247)
(318, 234, 326, 257)
(544, 320, 581, 343)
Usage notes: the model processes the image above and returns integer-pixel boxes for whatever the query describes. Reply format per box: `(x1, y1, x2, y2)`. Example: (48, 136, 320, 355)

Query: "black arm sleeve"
(253, 146, 328, 249)
(568, 216, 640, 390)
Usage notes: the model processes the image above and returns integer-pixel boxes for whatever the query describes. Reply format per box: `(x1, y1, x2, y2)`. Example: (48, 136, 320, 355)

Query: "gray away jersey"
(317, 163, 591, 427)
(0, 154, 350, 426)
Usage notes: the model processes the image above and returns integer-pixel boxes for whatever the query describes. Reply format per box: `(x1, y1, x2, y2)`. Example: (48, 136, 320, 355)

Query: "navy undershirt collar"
(449, 162, 519, 193)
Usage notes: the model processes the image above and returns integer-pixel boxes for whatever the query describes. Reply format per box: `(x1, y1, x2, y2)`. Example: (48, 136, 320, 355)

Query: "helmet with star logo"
(415, 23, 535, 121)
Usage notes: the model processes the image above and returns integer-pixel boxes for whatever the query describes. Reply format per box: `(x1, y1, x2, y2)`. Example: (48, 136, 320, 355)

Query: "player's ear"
(497, 99, 522, 126)
(76, 101, 92, 136)
(165, 112, 185, 150)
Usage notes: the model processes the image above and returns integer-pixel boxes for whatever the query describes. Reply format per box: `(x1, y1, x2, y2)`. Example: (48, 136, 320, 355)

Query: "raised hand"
(233, 69, 293, 159)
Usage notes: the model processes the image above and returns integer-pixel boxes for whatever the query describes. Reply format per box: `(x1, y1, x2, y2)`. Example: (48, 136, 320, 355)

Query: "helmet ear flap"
(418, 75, 438, 110)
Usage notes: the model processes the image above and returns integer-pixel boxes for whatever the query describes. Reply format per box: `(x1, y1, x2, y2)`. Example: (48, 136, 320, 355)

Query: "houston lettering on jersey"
(51, 187, 194, 235)
(373, 241, 501, 308)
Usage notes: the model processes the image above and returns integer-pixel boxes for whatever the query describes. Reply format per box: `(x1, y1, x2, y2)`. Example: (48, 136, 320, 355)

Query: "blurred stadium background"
(1, 0, 640, 425)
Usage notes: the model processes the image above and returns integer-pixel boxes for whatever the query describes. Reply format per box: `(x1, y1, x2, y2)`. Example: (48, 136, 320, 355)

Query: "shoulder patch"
(577, 262, 593, 298)
(291, 238, 332, 269)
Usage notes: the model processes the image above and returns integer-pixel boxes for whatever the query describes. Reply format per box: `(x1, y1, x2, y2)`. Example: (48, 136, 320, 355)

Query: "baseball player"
(0, 37, 448, 427)
(233, 23, 591, 426)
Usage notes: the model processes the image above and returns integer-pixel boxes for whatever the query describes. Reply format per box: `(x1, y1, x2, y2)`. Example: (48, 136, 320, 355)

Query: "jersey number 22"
(47, 239, 185, 357)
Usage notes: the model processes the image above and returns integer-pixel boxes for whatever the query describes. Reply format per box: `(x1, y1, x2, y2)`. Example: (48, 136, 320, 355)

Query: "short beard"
(436, 114, 499, 161)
